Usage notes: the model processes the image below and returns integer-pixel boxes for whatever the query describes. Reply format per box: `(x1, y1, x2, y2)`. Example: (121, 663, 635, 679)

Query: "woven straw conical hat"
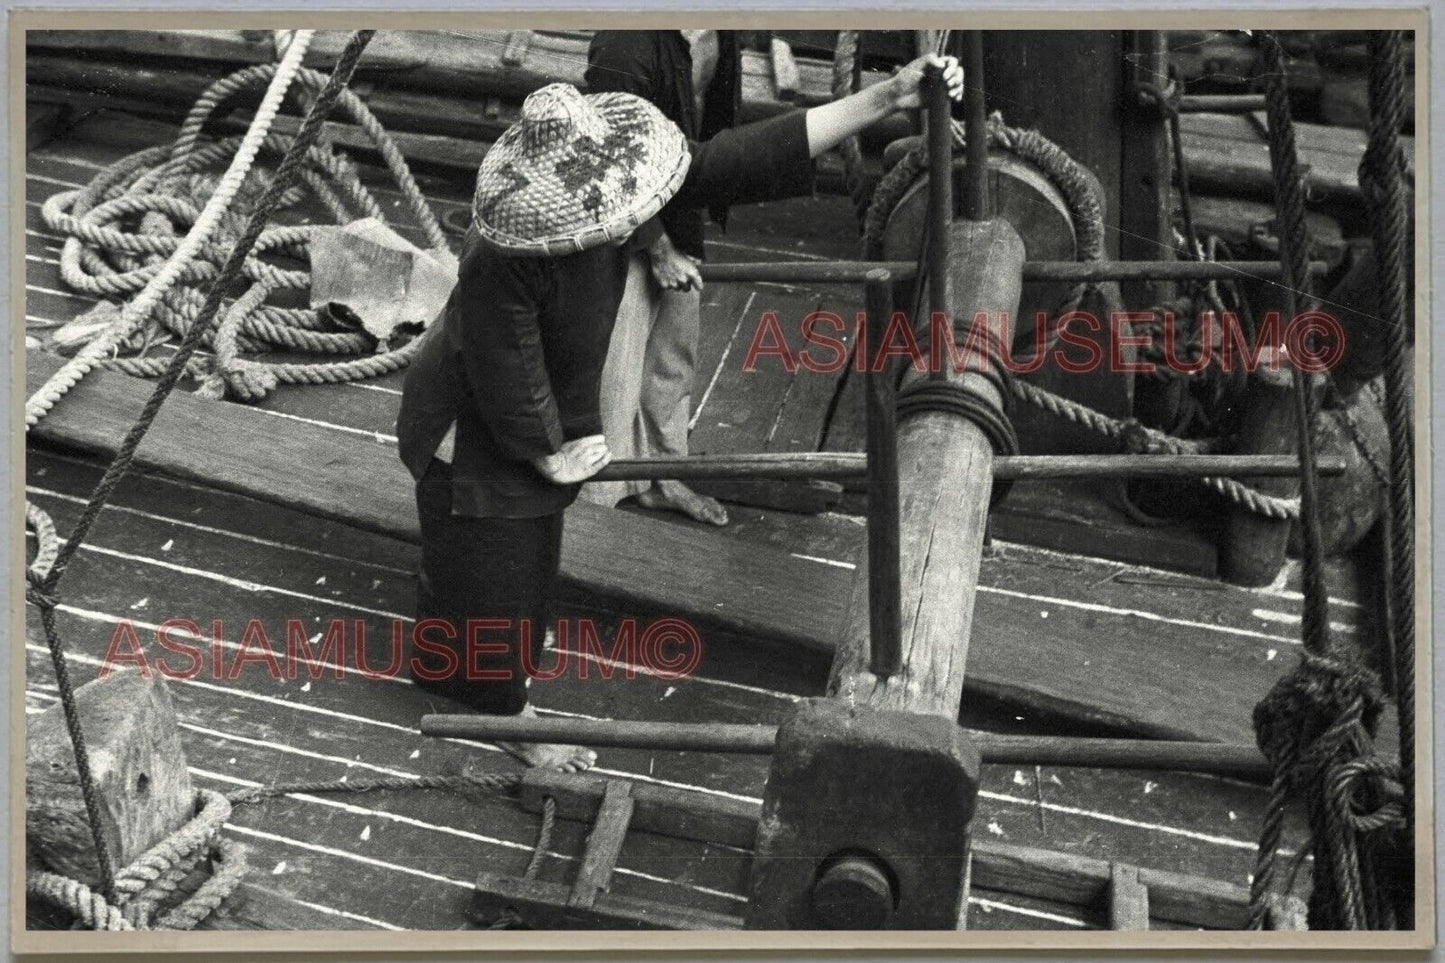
(472, 83, 691, 255)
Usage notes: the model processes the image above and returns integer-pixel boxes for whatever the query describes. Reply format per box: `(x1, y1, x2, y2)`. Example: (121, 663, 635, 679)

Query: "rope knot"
(1253, 651, 1384, 793)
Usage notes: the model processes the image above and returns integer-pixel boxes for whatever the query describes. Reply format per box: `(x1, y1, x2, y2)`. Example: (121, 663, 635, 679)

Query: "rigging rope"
(1246, 33, 1407, 931)
(1359, 29, 1415, 841)
(22, 30, 391, 932)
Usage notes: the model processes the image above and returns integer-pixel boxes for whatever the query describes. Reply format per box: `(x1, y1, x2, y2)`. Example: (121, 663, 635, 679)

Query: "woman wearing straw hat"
(397, 54, 964, 771)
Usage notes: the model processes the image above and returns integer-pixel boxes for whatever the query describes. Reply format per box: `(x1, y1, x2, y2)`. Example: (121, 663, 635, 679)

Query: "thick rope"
(488, 794, 557, 929)
(22, 31, 374, 928)
(31, 772, 526, 930)
(1246, 34, 1407, 930)
(26, 789, 244, 931)
(25, 32, 316, 427)
(38, 62, 442, 403)
(1360, 29, 1415, 839)
(857, 105, 1298, 520)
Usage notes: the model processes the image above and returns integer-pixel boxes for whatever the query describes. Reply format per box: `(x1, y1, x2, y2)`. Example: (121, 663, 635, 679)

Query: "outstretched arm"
(673, 54, 964, 211)
(804, 54, 964, 158)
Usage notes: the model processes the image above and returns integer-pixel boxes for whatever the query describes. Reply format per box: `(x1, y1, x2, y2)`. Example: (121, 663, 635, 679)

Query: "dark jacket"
(396, 111, 814, 519)
(585, 30, 741, 261)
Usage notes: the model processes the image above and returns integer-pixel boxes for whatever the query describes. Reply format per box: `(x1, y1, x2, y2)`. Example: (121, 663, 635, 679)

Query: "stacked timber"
(24, 29, 901, 190)
(25, 29, 1413, 213)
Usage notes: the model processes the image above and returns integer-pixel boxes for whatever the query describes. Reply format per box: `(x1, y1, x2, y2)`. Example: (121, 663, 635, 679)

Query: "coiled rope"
(835, 40, 1300, 521)
(26, 773, 525, 930)
(35, 55, 446, 404)
(25, 32, 315, 426)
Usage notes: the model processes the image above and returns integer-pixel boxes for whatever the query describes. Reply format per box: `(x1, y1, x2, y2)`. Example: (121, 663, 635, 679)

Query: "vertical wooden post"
(984, 31, 1132, 454)
(1219, 348, 1297, 586)
(748, 220, 1023, 929)
(830, 218, 1024, 716)
(961, 31, 992, 221)
(864, 272, 902, 678)
(926, 63, 953, 386)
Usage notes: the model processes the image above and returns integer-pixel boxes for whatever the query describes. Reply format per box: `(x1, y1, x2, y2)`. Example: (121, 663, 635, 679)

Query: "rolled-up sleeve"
(672, 111, 814, 210)
(457, 249, 564, 462)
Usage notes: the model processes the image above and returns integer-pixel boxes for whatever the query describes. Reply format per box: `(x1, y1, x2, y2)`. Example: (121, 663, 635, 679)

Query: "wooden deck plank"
(28, 347, 1350, 746)
(19, 451, 1312, 931)
(24, 451, 1295, 888)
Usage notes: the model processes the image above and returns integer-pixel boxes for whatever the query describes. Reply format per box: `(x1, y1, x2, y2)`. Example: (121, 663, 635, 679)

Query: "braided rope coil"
(26, 789, 246, 931)
(34, 55, 447, 407)
(26, 31, 317, 427)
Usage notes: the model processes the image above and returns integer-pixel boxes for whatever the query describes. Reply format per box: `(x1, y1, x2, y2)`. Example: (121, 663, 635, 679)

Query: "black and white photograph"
(11, 11, 1433, 951)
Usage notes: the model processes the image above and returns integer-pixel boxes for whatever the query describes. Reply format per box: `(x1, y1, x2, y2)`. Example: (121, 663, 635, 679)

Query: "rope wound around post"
(896, 372, 1019, 507)
(1245, 32, 1409, 932)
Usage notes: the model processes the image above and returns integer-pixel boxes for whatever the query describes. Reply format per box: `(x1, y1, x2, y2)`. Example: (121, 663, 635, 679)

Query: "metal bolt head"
(810, 856, 895, 929)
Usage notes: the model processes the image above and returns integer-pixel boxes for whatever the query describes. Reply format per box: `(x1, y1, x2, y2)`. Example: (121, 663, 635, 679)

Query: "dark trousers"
(411, 458, 563, 715)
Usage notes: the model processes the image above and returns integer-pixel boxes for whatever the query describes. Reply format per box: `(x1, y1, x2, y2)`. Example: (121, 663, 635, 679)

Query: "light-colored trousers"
(581, 252, 702, 507)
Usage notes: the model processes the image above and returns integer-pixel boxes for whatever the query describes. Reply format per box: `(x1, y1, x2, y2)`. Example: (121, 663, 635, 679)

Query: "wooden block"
(770, 37, 800, 102)
(746, 701, 981, 929)
(1108, 862, 1150, 930)
(25, 670, 194, 888)
(473, 871, 741, 930)
(567, 780, 635, 910)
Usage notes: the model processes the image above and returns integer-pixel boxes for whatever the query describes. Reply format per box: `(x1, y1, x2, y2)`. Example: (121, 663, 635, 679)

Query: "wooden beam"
(25, 29, 895, 129)
(22, 350, 1321, 745)
(472, 872, 741, 930)
(1219, 351, 1299, 586)
(828, 218, 1024, 717)
(567, 780, 634, 910)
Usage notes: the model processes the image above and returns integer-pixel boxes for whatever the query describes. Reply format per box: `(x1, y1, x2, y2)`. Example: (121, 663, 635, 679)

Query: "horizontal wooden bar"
(424, 716, 775, 754)
(699, 259, 1329, 284)
(423, 715, 1271, 779)
(589, 452, 1346, 483)
(1178, 93, 1268, 113)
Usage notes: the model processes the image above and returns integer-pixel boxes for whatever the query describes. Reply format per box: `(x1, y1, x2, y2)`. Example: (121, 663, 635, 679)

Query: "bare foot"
(637, 480, 729, 526)
(496, 706, 597, 772)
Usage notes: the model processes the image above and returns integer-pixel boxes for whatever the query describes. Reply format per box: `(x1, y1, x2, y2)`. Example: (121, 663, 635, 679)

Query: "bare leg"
(496, 704, 597, 772)
(634, 285, 729, 525)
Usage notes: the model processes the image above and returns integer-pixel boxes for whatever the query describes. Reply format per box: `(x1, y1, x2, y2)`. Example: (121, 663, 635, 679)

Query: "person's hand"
(887, 54, 964, 111)
(648, 233, 703, 292)
(532, 435, 613, 484)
